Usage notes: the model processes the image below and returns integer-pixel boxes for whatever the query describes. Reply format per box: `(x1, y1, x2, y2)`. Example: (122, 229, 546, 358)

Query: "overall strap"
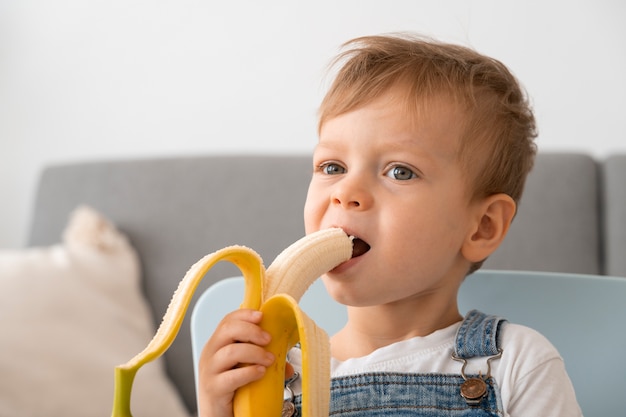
(454, 309, 507, 359)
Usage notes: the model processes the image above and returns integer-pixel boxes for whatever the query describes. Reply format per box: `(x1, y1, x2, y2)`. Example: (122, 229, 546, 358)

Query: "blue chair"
(191, 270, 626, 416)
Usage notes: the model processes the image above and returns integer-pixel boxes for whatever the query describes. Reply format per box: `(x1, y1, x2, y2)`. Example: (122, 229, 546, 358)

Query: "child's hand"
(196, 309, 275, 417)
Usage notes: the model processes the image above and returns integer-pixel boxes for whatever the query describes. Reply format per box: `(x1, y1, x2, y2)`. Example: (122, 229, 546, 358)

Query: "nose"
(331, 175, 373, 210)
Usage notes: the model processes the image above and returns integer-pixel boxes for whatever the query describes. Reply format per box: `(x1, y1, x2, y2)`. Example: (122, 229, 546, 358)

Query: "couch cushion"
(1, 206, 190, 417)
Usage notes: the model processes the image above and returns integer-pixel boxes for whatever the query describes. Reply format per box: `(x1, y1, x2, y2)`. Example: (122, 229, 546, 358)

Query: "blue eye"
(320, 163, 346, 175)
(386, 165, 417, 180)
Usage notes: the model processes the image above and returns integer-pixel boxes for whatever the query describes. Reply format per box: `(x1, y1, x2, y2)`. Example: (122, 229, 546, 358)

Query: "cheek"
(303, 185, 323, 234)
(303, 204, 316, 234)
(382, 200, 464, 258)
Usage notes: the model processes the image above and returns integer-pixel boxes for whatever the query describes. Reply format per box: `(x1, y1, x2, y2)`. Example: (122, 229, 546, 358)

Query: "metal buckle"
(282, 371, 299, 417)
(452, 349, 502, 405)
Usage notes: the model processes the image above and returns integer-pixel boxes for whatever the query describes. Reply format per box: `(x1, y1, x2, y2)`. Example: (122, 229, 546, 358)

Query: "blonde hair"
(319, 33, 537, 205)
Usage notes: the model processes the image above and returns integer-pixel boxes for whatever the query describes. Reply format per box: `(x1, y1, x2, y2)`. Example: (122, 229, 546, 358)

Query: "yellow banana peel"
(111, 228, 352, 417)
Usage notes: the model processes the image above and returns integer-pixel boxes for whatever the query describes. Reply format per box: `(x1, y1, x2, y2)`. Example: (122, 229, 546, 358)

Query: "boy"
(198, 33, 582, 416)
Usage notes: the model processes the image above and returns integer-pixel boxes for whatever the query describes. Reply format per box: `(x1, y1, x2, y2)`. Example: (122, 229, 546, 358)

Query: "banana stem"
(111, 366, 138, 417)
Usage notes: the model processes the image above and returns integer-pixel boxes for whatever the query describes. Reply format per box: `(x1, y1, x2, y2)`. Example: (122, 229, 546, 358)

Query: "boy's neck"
(330, 300, 462, 361)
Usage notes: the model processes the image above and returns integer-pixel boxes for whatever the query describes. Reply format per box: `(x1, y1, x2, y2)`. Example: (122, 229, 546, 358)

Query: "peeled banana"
(111, 227, 353, 417)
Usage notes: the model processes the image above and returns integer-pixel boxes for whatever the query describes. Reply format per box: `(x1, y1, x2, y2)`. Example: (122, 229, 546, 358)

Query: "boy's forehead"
(324, 81, 466, 122)
(319, 90, 467, 160)
(324, 88, 467, 137)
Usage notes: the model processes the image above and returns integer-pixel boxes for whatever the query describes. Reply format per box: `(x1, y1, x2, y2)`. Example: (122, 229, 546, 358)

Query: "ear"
(461, 193, 516, 263)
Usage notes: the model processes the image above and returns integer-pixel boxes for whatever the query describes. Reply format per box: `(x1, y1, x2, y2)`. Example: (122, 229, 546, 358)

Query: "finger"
(204, 362, 268, 398)
(206, 310, 271, 351)
(228, 308, 264, 324)
(198, 358, 269, 412)
(206, 340, 275, 375)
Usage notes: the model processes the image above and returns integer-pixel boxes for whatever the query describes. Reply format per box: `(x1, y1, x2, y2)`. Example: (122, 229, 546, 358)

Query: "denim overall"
(292, 310, 506, 416)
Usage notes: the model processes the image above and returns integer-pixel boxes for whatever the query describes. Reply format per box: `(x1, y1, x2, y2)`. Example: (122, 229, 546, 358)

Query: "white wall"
(1, 0, 625, 248)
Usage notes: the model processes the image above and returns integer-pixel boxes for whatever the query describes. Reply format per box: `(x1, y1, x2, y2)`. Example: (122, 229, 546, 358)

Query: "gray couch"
(28, 152, 626, 415)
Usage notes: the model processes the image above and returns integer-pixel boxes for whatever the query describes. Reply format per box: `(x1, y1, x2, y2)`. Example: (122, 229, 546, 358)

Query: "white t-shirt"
(288, 320, 583, 417)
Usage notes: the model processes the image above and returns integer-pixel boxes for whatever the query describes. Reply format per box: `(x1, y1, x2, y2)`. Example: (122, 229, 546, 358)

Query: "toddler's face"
(304, 92, 481, 308)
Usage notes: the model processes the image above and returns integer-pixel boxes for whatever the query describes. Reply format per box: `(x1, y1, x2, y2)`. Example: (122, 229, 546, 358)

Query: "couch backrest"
(482, 153, 602, 274)
(603, 155, 626, 277)
(28, 152, 625, 414)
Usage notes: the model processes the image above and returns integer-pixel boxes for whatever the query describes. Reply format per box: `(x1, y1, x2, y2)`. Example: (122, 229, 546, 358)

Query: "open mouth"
(351, 237, 371, 258)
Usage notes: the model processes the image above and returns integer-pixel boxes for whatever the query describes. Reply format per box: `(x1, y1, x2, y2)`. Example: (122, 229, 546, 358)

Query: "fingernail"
(261, 331, 271, 343)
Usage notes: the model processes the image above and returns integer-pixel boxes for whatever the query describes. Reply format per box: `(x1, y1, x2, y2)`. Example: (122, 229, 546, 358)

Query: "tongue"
(351, 238, 370, 258)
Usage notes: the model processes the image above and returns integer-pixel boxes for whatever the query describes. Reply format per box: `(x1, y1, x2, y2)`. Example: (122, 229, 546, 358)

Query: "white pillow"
(0, 206, 191, 417)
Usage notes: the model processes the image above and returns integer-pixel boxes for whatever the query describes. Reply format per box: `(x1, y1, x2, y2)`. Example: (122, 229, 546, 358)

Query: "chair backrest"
(458, 270, 626, 416)
(191, 271, 626, 416)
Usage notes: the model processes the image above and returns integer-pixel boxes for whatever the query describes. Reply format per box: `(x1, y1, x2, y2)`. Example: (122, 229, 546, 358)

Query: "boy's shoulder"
(497, 321, 563, 371)
(495, 323, 582, 416)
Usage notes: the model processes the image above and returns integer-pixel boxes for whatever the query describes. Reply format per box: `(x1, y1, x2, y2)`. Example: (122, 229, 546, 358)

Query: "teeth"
(111, 228, 353, 417)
